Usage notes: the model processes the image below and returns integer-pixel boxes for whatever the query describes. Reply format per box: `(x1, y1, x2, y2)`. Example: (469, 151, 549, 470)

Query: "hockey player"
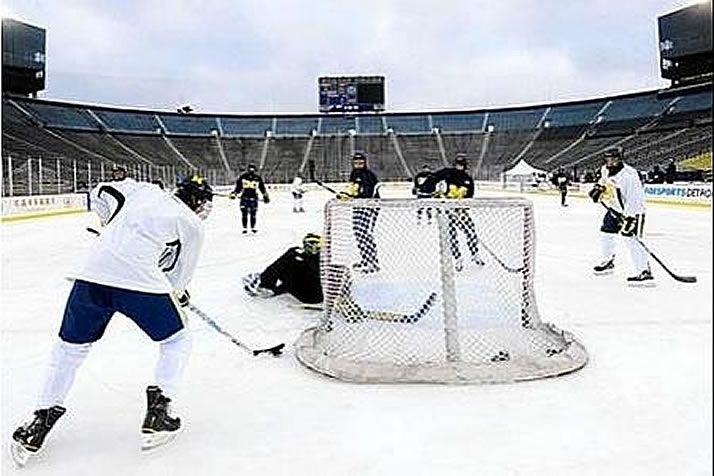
(413, 163, 435, 223)
(424, 153, 484, 271)
(588, 147, 653, 285)
(9, 176, 212, 465)
(291, 175, 306, 213)
(229, 164, 270, 234)
(550, 167, 570, 207)
(338, 151, 381, 273)
(242, 232, 323, 304)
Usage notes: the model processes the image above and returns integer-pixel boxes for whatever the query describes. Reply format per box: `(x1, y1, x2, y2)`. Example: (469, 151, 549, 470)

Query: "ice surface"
(1, 187, 711, 475)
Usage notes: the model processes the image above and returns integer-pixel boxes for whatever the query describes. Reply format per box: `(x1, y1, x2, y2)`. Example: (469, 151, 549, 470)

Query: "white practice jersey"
(71, 179, 204, 293)
(599, 163, 646, 216)
(291, 177, 304, 195)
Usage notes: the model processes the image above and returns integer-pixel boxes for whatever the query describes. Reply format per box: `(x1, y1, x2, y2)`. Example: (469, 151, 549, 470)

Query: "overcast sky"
(2, 0, 702, 114)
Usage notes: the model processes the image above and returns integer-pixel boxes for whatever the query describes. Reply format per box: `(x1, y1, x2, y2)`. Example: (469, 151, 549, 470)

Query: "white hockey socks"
(154, 329, 192, 400)
(600, 232, 616, 261)
(37, 340, 92, 408)
(625, 236, 650, 274)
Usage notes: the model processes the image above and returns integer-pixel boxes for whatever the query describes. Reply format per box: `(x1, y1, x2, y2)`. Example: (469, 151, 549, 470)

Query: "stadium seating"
(2, 85, 711, 196)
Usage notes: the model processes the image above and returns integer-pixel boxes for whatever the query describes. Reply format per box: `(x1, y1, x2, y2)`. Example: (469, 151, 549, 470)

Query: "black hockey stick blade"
(400, 292, 438, 324)
(188, 304, 286, 357)
(252, 343, 286, 356)
(634, 237, 697, 283)
(86, 226, 101, 236)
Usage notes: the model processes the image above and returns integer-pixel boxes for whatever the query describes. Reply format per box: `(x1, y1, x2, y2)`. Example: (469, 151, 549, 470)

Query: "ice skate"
(627, 269, 655, 287)
(141, 386, 181, 451)
(10, 405, 66, 467)
(593, 257, 615, 275)
(242, 273, 272, 298)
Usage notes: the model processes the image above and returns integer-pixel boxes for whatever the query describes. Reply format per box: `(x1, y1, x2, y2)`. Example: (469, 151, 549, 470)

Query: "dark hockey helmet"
(454, 153, 468, 168)
(352, 151, 367, 160)
(175, 175, 213, 212)
(302, 232, 323, 255)
(603, 146, 623, 161)
(111, 164, 128, 181)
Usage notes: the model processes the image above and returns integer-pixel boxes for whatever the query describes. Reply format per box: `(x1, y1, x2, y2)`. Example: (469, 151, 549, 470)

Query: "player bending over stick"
(10, 176, 212, 465)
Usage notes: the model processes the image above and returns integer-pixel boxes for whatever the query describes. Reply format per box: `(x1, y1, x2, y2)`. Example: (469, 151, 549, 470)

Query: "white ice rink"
(1, 187, 712, 476)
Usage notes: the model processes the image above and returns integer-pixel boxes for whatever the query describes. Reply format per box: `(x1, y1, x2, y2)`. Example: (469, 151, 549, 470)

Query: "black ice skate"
(593, 257, 615, 275)
(141, 386, 181, 451)
(10, 405, 66, 467)
(627, 269, 655, 287)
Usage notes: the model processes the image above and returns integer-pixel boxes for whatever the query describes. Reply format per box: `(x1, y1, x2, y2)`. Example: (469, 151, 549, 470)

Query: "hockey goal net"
(295, 197, 587, 383)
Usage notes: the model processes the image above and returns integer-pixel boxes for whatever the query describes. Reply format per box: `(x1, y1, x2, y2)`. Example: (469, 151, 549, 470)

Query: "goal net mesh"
(295, 197, 587, 383)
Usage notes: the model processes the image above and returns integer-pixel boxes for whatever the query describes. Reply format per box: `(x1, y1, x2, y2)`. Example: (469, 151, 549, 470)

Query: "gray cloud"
(3, 0, 697, 113)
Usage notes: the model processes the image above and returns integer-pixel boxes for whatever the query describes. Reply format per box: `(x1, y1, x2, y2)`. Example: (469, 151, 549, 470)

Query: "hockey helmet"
(352, 151, 367, 165)
(603, 146, 623, 161)
(175, 175, 213, 214)
(302, 232, 323, 255)
(111, 164, 128, 181)
(454, 153, 468, 168)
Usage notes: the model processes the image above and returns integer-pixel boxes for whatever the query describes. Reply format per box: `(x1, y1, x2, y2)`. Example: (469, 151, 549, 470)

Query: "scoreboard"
(658, 3, 712, 84)
(2, 18, 46, 96)
(318, 76, 385, 113)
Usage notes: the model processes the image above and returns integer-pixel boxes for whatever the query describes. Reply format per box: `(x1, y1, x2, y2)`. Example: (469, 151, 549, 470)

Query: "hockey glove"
(588, 184, 605, 203)
(619, 215, 638, 237)
(337, 192, 355, 202)
(263, 194, 270, 204)
(174, 289, 190, 307)
(228, 192, 237, 200)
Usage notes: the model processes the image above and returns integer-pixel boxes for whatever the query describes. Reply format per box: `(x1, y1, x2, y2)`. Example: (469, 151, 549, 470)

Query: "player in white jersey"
(9, 176, 213, 466)
(291, 175, 305, 213)
(588, 147, 652, 285)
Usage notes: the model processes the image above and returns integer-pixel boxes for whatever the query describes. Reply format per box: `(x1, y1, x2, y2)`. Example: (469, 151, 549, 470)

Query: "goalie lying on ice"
(242, 233, 324, 304)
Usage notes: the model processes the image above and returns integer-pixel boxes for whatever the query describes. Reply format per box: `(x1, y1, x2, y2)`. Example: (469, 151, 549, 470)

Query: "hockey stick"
(86, 227, 101, 236)
(307, 159, 340, 195)
(336, 291, 438, 324)
(599, 202, 697, 283)
(478, 240, 525, 274)
(188, 303, 286, 356)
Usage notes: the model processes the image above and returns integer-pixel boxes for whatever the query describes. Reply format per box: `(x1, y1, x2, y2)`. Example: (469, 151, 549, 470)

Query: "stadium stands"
(2, 85, 711, 196)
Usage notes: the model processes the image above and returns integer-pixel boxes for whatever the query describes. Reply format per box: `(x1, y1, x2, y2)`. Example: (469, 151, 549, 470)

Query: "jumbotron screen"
(318, 76, 385, 113)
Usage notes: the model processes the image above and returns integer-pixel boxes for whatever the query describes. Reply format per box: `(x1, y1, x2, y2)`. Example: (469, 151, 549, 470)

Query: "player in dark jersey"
(229, 164, 270, 234)
(242, 233, 323, 304)
(424, 153, 484, 271)
(412, 163, 435, 224)
(338, 151, 381, 273)
(550, 167, 570, 207)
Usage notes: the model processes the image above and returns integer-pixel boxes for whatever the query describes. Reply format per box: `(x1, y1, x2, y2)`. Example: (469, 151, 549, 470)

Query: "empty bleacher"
(3, 84, 711, 196)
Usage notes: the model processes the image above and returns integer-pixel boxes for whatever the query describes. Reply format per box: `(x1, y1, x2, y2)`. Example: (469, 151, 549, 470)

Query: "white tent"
(501, 159, 549, 191)
(502, 159, 547, 178)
